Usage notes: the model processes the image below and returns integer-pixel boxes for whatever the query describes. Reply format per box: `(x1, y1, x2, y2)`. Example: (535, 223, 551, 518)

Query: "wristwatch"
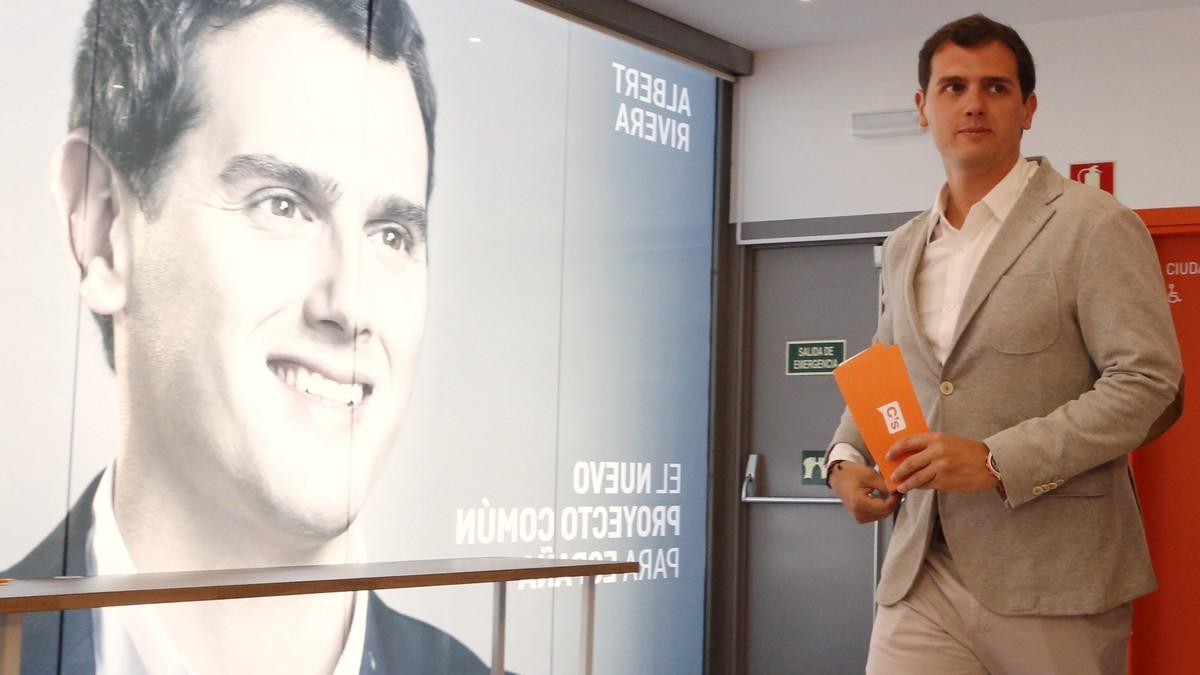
(985, 450, 1006, 497)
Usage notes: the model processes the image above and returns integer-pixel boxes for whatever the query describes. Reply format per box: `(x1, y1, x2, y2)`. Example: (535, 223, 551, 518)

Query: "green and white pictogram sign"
(801, 451, 828, 485)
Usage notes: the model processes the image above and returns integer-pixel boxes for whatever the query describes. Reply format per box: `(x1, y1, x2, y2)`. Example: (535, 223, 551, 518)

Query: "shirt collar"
(929, 157, 1039, 236)
(87, 463, 369, 675)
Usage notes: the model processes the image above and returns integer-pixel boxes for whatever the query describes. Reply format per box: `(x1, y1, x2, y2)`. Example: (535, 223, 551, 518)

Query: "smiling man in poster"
(2, 0, 500, 672)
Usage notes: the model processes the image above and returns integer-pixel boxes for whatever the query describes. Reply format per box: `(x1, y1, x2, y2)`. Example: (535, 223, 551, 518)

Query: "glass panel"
(2, 1, 718, 672)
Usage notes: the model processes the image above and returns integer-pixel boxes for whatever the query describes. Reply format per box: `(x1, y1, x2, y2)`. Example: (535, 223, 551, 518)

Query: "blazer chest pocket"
(986, 272, 1059, 354)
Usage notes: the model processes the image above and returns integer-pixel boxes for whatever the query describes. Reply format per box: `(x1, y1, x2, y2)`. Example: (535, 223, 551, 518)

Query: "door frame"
(1138, 206, 1200, 233)
(704, 211, 915, 674)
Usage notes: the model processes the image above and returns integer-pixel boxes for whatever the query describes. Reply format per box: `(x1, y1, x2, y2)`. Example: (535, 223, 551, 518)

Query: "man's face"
(916, 40, 1036, 176)
(116, 6, 429, 539)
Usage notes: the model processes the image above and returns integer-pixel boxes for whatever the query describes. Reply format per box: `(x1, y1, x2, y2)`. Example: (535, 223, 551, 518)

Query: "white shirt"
(830, 159, 1039, 466)
(86, 463, 370, 675)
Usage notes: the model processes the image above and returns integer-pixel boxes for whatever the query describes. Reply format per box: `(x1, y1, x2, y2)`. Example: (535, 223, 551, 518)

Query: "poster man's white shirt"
(87, 463, 369, 675)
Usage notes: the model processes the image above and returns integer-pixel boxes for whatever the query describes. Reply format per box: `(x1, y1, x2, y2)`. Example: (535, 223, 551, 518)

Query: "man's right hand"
(829, 461, 900, 523)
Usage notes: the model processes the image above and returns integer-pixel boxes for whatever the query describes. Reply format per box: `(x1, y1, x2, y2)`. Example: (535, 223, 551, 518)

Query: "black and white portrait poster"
(1, 1, 716, 672)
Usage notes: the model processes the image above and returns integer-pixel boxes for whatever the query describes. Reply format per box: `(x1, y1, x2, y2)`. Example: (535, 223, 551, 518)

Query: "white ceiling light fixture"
(468, 36, 483, 43)
(849, 109, 923, 138)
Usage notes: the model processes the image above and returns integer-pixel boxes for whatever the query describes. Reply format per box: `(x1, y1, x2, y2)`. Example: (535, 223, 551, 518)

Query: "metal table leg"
(1, 613, 21, 675)
(580, 576, 595, 675)
(491, 581, 506, 675)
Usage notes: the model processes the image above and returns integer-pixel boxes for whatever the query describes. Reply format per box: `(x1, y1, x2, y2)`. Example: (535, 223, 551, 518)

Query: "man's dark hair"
(918, 14, 1035, 100)
(71, 0, 437, 368)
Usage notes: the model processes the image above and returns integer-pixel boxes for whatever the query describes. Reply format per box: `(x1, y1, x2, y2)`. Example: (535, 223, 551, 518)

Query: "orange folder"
(832, 343, 928, 492)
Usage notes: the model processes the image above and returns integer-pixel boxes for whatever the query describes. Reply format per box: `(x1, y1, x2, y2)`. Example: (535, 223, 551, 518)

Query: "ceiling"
(630, 0, 1200, 52)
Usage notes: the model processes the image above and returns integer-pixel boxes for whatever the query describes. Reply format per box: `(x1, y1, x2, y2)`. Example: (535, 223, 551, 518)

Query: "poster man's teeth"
(273, 365, 365, 405)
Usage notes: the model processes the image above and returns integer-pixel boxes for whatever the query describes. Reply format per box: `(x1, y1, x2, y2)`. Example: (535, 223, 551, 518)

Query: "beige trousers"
(866, 547, 1132, 675)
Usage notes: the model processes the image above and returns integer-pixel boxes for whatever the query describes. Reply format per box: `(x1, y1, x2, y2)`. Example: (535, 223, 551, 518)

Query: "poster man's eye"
(380, 229, 404, 250)
(248, 192, 313, 226)
(271, 196, 298, 218)
(368, 223, 414, 253)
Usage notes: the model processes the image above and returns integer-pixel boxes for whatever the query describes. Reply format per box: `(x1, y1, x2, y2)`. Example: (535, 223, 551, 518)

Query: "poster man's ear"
(51, 131, 129, 315)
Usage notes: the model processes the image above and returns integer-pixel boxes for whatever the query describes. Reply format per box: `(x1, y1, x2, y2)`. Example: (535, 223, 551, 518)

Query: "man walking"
(827, 14, 1183, 674)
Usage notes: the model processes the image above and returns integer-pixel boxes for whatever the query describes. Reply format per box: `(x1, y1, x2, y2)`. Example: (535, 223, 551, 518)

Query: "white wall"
(733, 5, 1200, 223)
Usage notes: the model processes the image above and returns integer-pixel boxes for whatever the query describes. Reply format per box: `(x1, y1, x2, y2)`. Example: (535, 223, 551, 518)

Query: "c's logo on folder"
(876, 401, 907, 434)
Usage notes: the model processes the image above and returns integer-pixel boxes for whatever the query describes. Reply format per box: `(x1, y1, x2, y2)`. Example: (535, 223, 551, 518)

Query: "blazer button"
(939, 381, 955, 395)
(1033, 485, 1045, 496)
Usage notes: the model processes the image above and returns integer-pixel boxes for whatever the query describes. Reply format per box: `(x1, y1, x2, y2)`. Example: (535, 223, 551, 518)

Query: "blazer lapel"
(901, 212, 943, 376)
(948, 160, 1065, 357)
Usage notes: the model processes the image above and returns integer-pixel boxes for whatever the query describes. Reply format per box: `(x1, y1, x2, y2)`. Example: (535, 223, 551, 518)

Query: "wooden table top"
(0, 557, 638, 614)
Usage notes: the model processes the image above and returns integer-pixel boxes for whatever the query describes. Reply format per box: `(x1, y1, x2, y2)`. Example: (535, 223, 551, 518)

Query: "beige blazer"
(830, 158, 1184, 616)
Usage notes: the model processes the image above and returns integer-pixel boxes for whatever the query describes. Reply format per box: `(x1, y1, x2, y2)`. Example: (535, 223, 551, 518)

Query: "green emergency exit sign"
(801, 450, 829, 485)
(786, 340, 845, 375)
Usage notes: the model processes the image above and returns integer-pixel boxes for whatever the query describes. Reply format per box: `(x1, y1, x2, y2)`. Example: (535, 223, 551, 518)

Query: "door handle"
(740, 454, 841, 504)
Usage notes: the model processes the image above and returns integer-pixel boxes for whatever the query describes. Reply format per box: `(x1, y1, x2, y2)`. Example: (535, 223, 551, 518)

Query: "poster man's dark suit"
(829, 158, 1184, 615)
(3, 474, 494, 674)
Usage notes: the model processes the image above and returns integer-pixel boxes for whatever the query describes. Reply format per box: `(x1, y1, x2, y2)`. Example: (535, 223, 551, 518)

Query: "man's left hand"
(885, 432, 997, 494)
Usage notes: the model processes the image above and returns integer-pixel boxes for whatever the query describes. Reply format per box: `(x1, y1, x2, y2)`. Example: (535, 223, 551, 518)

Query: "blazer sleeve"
(825, 237, 897, 467)
(984, 206, 1184, 508)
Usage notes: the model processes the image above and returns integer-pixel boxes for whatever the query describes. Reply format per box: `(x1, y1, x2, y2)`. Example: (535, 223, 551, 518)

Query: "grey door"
(741, 240, 886, 674)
